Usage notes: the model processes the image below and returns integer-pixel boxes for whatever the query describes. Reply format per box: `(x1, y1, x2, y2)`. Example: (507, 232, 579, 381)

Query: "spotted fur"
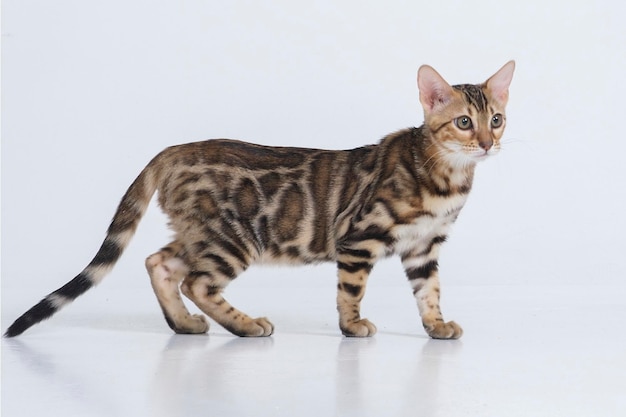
(5, 61, 515, 339)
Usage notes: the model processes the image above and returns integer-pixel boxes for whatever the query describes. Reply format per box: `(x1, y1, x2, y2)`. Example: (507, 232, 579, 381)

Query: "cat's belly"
(256, 244, 335, 265)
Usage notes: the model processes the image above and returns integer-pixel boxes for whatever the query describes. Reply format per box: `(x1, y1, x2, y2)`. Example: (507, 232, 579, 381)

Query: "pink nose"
(478, 139, 493, 151)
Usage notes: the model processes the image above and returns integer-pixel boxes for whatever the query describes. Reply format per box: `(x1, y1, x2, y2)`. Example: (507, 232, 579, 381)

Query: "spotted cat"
(5, 61, 515, 339)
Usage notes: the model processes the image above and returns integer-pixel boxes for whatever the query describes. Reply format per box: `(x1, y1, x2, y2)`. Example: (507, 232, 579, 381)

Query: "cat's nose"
(478, 138, 493, 151)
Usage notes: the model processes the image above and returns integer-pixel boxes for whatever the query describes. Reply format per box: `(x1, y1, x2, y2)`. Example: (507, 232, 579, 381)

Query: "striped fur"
(5, 61, 515, 339)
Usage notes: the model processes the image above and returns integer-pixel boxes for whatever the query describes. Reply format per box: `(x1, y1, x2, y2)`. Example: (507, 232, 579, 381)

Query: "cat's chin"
(470, 152, 490, 162)
(466, 149, 499, 163)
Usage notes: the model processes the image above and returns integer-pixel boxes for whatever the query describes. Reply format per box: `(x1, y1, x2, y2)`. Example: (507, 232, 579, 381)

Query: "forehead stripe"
(453, 84, 488, 112)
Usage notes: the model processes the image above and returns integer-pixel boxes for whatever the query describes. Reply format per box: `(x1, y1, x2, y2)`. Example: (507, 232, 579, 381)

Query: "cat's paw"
(189, 314, 210, 333)
(341, 318, 377, 337)
(174, 314, 209, 334)
(251, 317, 275, 337)
(424, 320, 463, 340)
(236, 317, 274, 337)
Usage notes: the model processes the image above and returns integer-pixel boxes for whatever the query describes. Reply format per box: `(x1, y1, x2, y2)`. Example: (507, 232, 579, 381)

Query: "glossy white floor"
(2, 279, 625, 417)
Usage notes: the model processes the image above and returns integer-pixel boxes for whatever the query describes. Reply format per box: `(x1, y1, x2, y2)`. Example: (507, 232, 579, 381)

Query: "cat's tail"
(4, 161, 161, 337)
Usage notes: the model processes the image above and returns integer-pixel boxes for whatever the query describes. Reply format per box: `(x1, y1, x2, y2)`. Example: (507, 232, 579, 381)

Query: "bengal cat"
(5, 61, 515, 339)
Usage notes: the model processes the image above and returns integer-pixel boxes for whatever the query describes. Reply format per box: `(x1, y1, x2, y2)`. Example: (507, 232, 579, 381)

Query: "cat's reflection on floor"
(149, 333, 462, 417)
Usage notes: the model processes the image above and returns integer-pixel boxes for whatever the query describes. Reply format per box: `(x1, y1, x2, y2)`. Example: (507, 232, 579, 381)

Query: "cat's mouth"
(465, 146, 499, 162)
(437, 142, 498, 166)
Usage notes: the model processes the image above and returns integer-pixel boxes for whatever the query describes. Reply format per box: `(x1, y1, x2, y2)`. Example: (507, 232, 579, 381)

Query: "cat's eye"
(454, 116, 473, 131)
(491, 114, 504, 128)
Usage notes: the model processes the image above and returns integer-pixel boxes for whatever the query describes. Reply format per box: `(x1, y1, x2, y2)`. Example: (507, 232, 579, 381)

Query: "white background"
(3, 1, 626, 292)
(3, 2, 626, 417)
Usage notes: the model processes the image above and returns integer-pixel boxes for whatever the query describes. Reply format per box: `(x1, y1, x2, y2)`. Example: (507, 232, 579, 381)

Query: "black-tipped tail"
(4, 159, 159, 337)
(4, 299, 58, 337)
(4, 273, 93, 338)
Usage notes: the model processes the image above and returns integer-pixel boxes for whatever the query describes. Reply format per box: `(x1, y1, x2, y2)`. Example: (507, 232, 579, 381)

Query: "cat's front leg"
(402, 252, 462, 339)
(336, 254, 377, 337)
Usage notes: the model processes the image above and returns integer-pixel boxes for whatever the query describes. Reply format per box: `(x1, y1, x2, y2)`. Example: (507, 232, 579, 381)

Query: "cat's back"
(157, 138, 336, 172)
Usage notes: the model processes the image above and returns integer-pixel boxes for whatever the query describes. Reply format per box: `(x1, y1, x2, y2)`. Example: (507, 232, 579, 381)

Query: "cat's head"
(417, 61, 515, 165)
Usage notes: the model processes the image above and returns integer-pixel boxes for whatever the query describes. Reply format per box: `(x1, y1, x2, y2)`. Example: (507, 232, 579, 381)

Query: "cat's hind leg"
(180, 262, 273, 337)
(146, 243, 209, 334)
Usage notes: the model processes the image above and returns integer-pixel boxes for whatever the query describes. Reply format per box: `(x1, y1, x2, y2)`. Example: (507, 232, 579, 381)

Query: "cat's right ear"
(417, 65, 454, 113)
(485, 60, 515, 106)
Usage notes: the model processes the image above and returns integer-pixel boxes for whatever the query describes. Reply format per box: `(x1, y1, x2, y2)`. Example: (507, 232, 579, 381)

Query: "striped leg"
(180, 250, 273, 337)
(181, 272, 273, 337)
(336, 252, 377, 337)
(402, 241, 462, 339)
(146, 242, 209, 334)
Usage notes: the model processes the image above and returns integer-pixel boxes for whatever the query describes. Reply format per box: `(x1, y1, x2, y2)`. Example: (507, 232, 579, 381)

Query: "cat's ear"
(485, 60, 515, 105)
(417, 65, 455, 113)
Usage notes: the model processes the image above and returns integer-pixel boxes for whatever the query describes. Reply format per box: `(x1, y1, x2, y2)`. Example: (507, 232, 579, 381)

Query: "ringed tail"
(4, 161, 159, 337)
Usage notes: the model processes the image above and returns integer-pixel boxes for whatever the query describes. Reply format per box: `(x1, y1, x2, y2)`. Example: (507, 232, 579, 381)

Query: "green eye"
(491, 113, 504, 128)
(455, 116, 473, 130)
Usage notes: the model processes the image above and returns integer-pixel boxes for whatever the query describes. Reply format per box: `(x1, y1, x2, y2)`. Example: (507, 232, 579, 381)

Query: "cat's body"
(5, 61, 515, 339)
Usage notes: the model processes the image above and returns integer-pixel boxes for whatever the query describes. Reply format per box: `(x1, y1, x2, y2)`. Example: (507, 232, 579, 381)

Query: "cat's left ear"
(485, 60, 515, 105)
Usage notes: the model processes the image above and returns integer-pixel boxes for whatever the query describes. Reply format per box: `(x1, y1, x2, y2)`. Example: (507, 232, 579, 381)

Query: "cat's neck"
(415, 126, 476, 195)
